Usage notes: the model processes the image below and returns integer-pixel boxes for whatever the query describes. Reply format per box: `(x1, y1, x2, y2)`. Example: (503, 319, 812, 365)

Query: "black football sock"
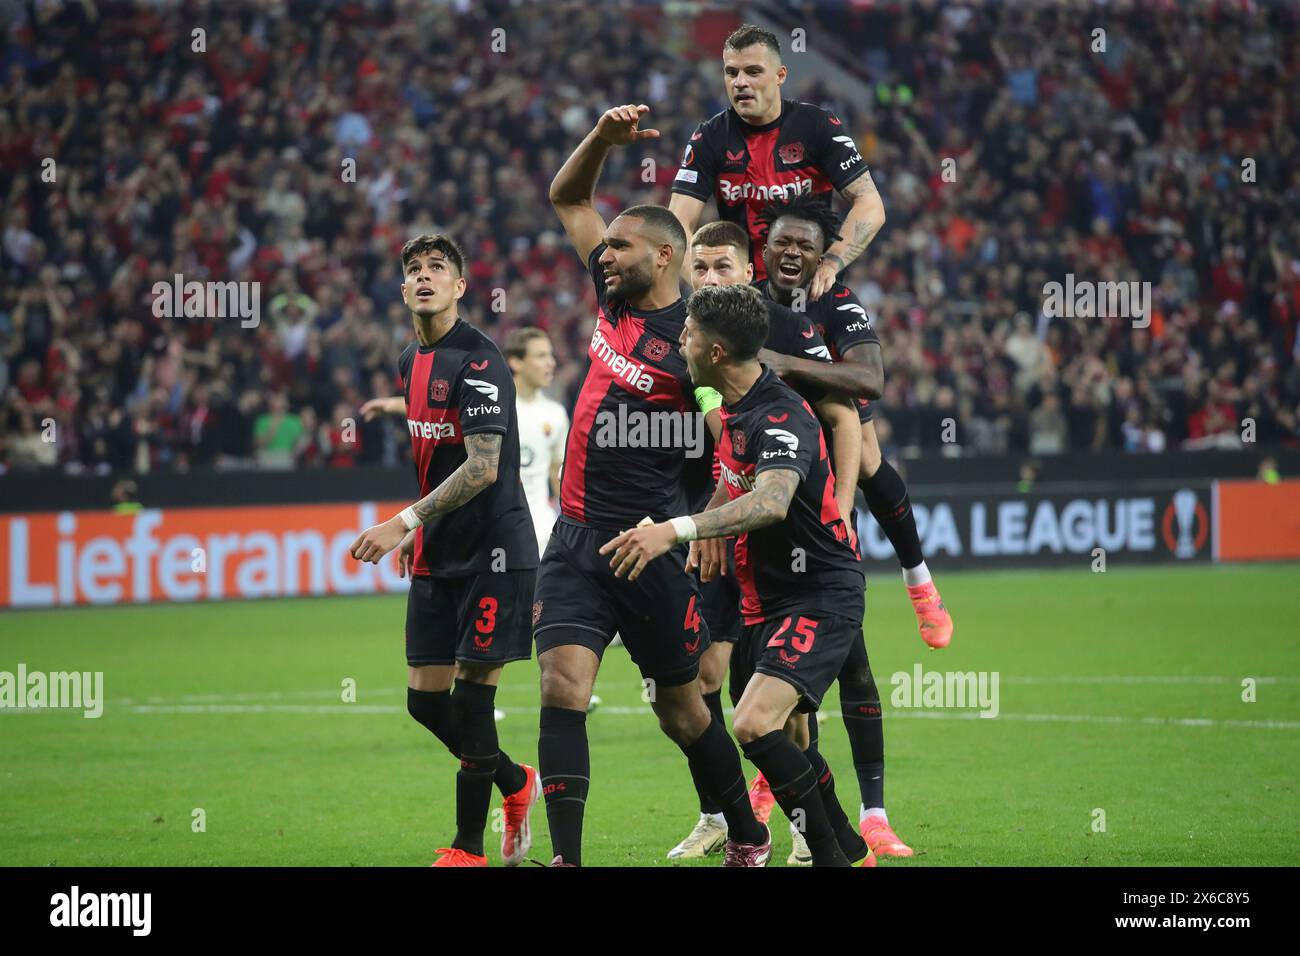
(839, 674, 885, 811)
(406, 686, 525, 796)
(450, 679, 501, 856)
(860, 459, 924, 570)
(538, 705, 589, 866)
(806, 745, 869, 861)
(742, 730, 849, 866)
(682, 718, 766, 845)
(689, 691, 726, 815)
(807, 709, 820, 750)
(407, 687, 460, 756)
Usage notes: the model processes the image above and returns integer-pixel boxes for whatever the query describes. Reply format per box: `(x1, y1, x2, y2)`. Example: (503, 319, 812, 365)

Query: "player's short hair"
(400, 234, 466, 277)
(504, 326, 549, 361)
(620, 204, 688, 262)
(691, 220, 750, 259)
(724, 24, 782, 60)
(757, 194, 843, 252)
(688, 284, 769, 361)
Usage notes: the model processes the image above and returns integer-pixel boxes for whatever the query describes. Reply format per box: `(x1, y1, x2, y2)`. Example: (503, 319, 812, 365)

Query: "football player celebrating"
(537, 104, 771, 866)
(350, 235, 540, 867)
(601, 283, 872, 866)
(667, 220, 862, 864)
(667, 23, 884, 291)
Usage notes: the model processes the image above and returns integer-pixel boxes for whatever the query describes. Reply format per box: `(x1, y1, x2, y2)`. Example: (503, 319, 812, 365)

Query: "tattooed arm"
(600, 470, 799, 582)
(349, 434, 502, 564)
(810, 173, 886, 300)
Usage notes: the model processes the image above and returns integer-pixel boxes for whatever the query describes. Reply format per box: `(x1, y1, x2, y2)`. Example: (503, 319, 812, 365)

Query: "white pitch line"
(109, 674, 1300, 708)
(113, 702, 1300, 730)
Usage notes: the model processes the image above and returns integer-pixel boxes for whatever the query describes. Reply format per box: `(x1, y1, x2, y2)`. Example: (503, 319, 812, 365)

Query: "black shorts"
(857, 398, 875, 423)
(731, 594, 865, 712)
(533, 519, 709, 687)
(696, 543, 741, 643)
(406, 569, 536, 667)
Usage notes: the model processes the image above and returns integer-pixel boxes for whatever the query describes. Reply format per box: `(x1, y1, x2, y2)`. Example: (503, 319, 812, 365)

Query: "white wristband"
(398, 506, 421, 531)
(669, 515, 698, 543)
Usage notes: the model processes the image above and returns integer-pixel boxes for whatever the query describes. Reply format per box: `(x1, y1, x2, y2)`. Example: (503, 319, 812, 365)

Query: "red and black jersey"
(398, 320, 538, 577)
(755, 278, 880, 361)
(693, 299, 834, 512)
(560, 243, 700, 530)
(672, 100, 869, 280)
(757, 276, 880, 420)
(716, 367, 862, 624)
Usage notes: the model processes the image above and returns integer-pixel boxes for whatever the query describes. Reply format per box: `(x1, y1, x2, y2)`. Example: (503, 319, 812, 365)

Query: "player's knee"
(538, 664, 589, 711)
(652, 694, 709, 746)
(731, 706, 774, 745)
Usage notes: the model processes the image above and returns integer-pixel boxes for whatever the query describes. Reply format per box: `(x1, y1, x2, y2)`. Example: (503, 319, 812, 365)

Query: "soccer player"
(504, 327, 568, 557)
(752, 194, 938, 857)
(360, 326, 569, 560)
(667, 23, 884, 291)
(601, 283, 871, 867)
(667, 220, 862, 863)
(537, 104, 771, 866)
(667, 22, 952, 650)
(349, 234, 540, 867)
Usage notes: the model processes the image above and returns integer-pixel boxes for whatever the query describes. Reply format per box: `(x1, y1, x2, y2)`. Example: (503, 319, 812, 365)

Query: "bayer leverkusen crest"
(641, 336, 672, 362)
(778, 142, 806, 165)
(430, 379, 449, 402)
(731, 429, 746, 456)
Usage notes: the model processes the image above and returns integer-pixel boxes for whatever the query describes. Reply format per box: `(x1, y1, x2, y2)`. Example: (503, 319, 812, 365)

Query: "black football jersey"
(755, 278, 880, 361)
(716, 367, 862, 624)
(672, 100, 869, 280)
(398, 321, 538, 576)
(559, 244, 702, 530)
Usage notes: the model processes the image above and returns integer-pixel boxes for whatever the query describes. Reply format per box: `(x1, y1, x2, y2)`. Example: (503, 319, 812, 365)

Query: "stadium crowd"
(2, 0, 1298, 475)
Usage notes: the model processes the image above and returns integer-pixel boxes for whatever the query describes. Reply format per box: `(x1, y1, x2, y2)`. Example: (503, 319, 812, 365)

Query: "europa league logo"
(1172, 490, 1201, 558)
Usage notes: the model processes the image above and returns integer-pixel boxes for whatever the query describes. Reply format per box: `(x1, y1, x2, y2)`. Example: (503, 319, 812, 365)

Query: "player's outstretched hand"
(599, 521, 677, 582)
(397, 529, 417, 578)
(350, 516, 409, 565)
(360, 398, 390, 422)
(596, 104, 660, 147)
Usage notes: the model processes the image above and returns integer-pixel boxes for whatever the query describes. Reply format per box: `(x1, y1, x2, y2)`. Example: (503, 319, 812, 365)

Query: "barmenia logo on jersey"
(719, 177, 812, 204)
(719, 460, 756, 491)
(590, 327, 655, 394)
(408, 419, 456, 439)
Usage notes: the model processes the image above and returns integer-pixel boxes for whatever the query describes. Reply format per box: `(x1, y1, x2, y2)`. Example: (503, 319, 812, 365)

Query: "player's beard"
(607, 261, 653, 303)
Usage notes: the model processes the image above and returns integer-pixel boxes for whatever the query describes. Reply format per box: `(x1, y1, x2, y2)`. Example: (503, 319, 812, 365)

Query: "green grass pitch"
(2, 563, 1297, 866)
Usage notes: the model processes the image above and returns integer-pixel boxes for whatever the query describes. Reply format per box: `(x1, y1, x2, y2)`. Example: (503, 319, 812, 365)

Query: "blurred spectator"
(1, 0, 1297, 476)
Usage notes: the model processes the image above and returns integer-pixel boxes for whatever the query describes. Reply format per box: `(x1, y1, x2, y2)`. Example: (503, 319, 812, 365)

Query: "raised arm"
(550, 104, 660, 263)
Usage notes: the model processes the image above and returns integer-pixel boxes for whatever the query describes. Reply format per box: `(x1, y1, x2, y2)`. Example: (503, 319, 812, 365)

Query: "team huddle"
(349, 25, 953, 867)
